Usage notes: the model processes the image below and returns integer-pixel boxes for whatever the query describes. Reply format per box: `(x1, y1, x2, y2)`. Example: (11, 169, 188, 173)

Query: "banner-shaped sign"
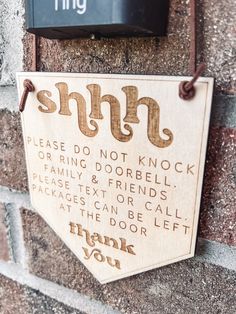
(17, 73, 213, 284)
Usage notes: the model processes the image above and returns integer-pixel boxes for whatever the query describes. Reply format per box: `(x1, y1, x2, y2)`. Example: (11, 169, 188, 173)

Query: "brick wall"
(0, 0, 235, 313)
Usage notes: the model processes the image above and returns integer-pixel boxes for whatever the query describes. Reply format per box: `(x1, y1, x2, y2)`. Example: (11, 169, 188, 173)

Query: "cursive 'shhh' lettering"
(37, 83, 174, 149)
(55, 0, 87, 15)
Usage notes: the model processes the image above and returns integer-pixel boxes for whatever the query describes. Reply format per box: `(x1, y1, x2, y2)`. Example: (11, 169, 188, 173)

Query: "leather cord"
(189, 0, 196, 74)
(19, 79, 35, 112)
(179, 0, 206, 100)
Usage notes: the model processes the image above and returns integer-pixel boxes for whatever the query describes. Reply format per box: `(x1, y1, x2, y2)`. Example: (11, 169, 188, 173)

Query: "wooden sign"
(17, 73, 213, 284)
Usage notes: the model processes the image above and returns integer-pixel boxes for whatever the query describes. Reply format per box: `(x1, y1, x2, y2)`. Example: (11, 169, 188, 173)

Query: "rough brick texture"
(21, 208, 236, 314)
(0, 109, 28, 191)
(200, 127, 236, 246)
(0, 274, 85, 314)
(0, 203, 10, 261)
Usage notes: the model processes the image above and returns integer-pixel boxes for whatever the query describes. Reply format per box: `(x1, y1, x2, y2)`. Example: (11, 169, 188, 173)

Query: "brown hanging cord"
(19, 79, 35, 112)
(189, 0, 196, 74)
(32, 34, 38, 72)
(19, 35, 38, 112)
(179, 63, 206, 100)
(179, 0, 206, 100)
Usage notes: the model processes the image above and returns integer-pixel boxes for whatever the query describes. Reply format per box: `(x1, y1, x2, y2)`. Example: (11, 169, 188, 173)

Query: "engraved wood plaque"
(17, 73, 214, 284)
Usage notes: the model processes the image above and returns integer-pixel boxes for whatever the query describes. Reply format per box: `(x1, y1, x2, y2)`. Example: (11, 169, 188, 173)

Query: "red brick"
(0, 274, 85, 313)
(0, 203, 10, 261)
(200, 127, 236, 245)
(0, 109, 28, 191)
(0, 274, 29, 313)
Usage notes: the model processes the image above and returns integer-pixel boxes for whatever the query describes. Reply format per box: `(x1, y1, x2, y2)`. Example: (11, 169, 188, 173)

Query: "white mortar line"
(0, 262, 121, 314)
(4, 203, 27, 268)
(0, 86, 19, 112)
(0, 186, 31, 268)
(195, 238, 236, 271)
(0, 186, 34, 211)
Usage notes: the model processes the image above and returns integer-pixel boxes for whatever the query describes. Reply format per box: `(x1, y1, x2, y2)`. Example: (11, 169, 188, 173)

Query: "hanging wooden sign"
(17, 72, 213, 284)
